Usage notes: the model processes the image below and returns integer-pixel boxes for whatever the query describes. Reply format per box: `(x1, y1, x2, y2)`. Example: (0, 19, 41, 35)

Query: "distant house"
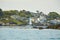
(49, 19, 60, 25)
(0, 21, 5, 26)
(9, 22, 17, 26)
(10, 15, 20, 19)
(31, 12, 47, 25)
(30, 12, 48, 29)
(11, 15, 27, 21)
(56, 18, 60, 24)
(0, 22, 3, 26)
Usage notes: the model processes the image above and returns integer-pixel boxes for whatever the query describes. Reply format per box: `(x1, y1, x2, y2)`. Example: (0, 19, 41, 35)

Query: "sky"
(0, 0, 60, 14)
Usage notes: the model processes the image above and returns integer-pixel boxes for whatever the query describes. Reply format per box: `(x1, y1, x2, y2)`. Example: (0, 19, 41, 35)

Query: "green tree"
(0, 8, 3, 18)
(10, 10, 19, 15)
(3, 10, 19, 18)
(48, 12, 59, 20)
(19, 10, 32, 17)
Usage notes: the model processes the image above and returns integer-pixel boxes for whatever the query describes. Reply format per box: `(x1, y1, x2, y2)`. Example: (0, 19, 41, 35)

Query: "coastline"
(0, 27, 60, 30)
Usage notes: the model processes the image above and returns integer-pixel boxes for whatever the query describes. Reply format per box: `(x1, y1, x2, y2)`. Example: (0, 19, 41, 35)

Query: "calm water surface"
(0, 28, 60, 40)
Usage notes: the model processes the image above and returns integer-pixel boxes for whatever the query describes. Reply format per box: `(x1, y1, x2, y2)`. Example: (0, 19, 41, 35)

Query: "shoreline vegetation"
(0, 8, 60, 29)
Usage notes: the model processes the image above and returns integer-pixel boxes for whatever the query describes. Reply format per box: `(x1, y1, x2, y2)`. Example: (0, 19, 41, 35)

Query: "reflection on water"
(0, 28, 60, 40)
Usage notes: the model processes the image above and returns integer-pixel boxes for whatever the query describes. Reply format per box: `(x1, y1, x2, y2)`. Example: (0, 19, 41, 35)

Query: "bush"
(47, 24, 60, 29)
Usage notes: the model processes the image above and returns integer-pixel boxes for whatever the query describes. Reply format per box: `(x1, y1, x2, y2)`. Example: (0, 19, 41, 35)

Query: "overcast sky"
(0, 0, 60, 14)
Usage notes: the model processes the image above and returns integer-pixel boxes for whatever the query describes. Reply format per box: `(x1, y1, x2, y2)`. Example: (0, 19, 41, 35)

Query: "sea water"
(0, 28, 60, 40)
